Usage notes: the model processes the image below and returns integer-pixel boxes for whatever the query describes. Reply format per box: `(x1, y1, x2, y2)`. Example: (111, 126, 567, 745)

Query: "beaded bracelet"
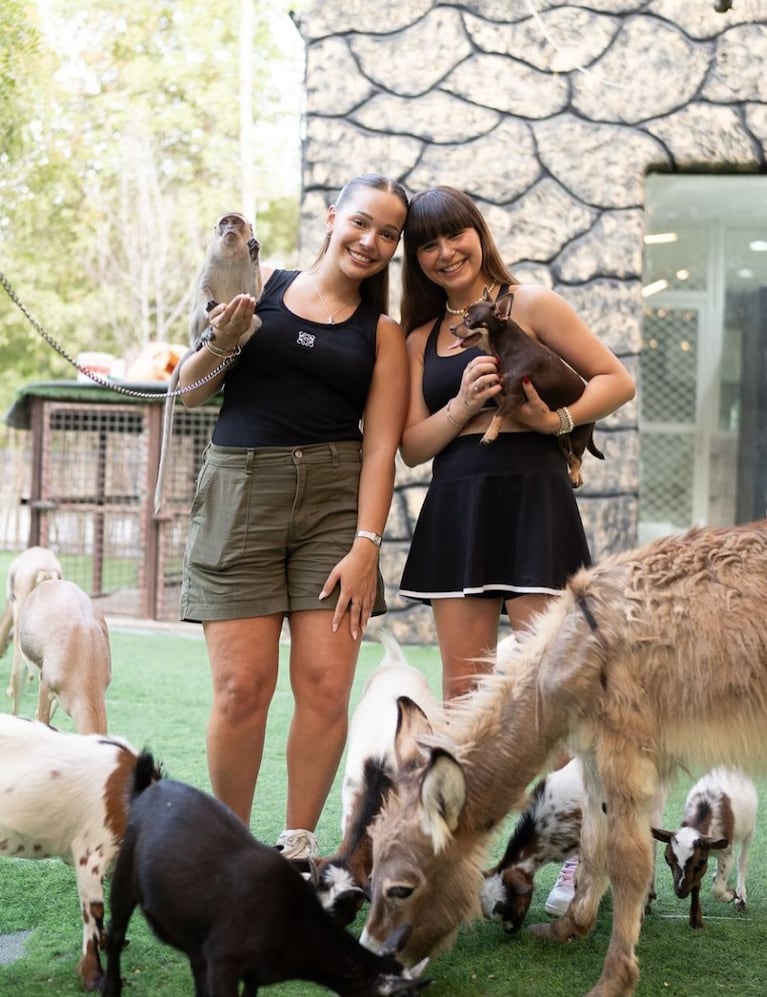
(446, 398, 467, 429)
(554, 405, 574, 436)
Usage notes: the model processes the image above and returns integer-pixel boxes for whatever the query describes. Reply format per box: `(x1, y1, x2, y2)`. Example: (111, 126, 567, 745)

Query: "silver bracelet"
(446, 399, 467, 430)
(554, 405, 574, 436)
(355, 530, 382, 548)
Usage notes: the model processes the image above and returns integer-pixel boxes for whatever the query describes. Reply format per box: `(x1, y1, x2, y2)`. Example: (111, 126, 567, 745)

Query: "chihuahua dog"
(450, 288, 603, 488)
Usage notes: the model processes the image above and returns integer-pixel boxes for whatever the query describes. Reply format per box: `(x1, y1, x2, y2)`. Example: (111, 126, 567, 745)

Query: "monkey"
(187, 212, 263, 348)
(153, 212, 263, 517)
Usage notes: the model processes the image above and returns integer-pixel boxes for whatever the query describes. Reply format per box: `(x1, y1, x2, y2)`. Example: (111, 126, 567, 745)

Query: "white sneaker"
(545, 855, 579, 916)
(275, 828, 320, 860)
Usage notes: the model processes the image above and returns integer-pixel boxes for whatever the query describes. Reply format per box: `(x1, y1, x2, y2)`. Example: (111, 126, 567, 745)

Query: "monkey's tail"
(152, 366, 182, 518)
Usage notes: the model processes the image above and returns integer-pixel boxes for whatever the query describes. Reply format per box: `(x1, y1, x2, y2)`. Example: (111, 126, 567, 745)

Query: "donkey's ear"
(394, 696, 433, 768)
(495, 293, 514, 320)
(419, 747, 466, 853)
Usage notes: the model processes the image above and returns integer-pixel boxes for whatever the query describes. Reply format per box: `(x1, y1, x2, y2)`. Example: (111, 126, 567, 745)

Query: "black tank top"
(213, 269, 380, 447)
(421, 317, 482, 414)
(421, 285, 510, 414)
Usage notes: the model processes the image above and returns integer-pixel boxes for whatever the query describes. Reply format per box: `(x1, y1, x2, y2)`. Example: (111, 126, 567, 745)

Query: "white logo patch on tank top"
(296, 331, 316, 349)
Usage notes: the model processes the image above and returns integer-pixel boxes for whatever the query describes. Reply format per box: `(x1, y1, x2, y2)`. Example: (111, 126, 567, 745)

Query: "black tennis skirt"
(399, 432, 591, 606)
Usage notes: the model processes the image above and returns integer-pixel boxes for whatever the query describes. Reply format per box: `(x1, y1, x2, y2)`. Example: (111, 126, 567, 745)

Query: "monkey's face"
(215, 213, 252, 243)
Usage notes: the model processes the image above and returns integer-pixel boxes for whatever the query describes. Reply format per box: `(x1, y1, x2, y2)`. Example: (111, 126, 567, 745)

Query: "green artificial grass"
(1, 627, 766, 996)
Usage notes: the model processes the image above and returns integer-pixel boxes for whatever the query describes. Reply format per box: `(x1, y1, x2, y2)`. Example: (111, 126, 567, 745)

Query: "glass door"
(640, 176, 767, 542)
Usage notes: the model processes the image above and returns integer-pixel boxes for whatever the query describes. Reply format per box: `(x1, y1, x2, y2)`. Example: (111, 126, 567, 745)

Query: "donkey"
(361, 520, 767, 997)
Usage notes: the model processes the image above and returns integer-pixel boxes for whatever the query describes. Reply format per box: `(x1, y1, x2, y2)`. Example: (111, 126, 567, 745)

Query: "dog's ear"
(482, 285, 493, 301)
(495, 292, 514, 320)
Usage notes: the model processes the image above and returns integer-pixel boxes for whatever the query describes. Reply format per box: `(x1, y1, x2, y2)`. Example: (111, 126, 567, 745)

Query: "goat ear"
(419, 747, 466, 853)
(494, 292, 514, 320)
(394, 696, 433, 768)
(651, 827, 673, 843)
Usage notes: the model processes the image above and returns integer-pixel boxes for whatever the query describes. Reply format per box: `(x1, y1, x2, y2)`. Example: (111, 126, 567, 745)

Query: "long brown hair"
(311, 174, 409, 316)
(400, 186, 516, 334)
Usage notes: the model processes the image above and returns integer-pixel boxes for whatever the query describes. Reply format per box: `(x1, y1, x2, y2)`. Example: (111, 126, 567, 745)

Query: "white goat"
(652, 766, 758, 928)
(341, 629, 441, 835)
(18, 578, 111, 734)
(0, 546, 63, 711)
(362, 520, 767, 997)
(313, 629, 442, 923)
(0, 715, 160, 990)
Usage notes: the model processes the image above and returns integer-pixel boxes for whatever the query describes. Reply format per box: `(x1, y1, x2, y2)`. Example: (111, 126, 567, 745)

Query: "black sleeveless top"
(421, 285, 509, 414)
(213, 269, 380, 447)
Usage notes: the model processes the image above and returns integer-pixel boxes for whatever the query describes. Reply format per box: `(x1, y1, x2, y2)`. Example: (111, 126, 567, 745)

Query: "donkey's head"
(360, 700, 485, 966)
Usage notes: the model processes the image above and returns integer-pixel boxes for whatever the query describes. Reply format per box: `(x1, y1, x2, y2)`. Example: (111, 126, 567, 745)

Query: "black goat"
(100, 762, 429, 997)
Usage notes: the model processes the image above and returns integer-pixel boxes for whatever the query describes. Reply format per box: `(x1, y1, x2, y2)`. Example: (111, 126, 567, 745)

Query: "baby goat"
(18, 577, 111, 734)
(0, 715, 159, 990)
(1, 545, 63, 711)
(101, 775, 430, 997)
(653, 766, 758, 928)
(312, 630, 442, 924)
(480, 758, 584, 933)
(480, 758, 667, 933)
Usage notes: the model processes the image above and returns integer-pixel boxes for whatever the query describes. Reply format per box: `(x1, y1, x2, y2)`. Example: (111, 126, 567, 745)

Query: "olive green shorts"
(180, 441, 386, 622)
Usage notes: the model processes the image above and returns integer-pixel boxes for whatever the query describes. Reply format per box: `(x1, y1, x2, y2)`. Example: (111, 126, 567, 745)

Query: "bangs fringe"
(405, 189, 481, 249)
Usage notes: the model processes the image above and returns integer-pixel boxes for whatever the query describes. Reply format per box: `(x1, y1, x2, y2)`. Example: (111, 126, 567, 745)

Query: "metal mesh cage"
(28, 395, 220, 621)
(639, 307, 699, 532)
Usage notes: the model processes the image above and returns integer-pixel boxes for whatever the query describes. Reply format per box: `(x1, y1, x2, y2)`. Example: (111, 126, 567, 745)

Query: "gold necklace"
(310, 273, 358, 324)
(445, 281, 499, 316)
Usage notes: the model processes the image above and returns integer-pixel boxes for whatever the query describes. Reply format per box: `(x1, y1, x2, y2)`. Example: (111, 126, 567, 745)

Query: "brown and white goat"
(314, 629, 442, 924)
(0, 545, 63, 711)
(0, 715, 159, 990)
(480, 758, 668, 933)
(362, 520, 767, 997)
(480, 758, 584, 933)
(101, 773, 430, 997)
(652, 766, 758, 929)
(18, 577, 111, 734)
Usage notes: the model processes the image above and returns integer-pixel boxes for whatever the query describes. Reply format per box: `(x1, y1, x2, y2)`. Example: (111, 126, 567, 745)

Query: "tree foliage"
(0, 0, 41, 159)
(0, 0, 303, 408)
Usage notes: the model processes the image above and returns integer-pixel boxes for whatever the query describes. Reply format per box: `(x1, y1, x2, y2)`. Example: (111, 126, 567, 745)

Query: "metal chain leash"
(0, 269, 235, 399)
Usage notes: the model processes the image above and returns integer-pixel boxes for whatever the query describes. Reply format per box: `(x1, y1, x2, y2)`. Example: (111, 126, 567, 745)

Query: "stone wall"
(294, 0, 767, 643)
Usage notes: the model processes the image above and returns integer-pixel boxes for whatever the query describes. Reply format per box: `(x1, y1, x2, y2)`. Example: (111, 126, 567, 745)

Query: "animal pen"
(3, 381, 219, 621)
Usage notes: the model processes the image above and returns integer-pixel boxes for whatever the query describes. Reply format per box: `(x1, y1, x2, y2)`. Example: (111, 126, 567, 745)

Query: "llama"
(652, 766, 758, 928)
(362, 520, 767, 997)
